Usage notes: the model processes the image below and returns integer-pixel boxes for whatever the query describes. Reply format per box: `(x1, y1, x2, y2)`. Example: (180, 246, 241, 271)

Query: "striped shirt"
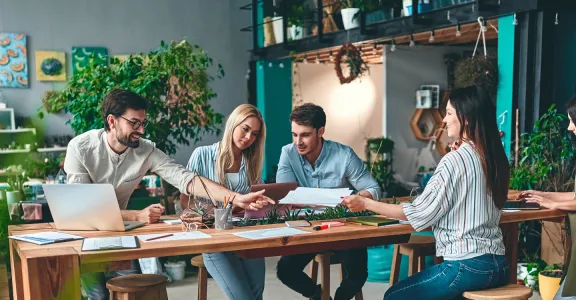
(186, 142, 263, 204)
(402, 142, 505, 258)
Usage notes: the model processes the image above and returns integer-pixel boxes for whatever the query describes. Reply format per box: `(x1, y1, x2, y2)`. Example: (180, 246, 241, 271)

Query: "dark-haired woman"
(342, 86, 510, 299)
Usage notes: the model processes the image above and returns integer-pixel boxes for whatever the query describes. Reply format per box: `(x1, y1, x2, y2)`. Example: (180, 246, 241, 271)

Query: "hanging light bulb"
(390, 39, 396, 52)
(409, 34, 415, 47)
(268, 62, 273, 68)
(555, 12, 559, 25)
(303, 57, 308, 64)
(315, 53, 320, 64)
(456, 23, 462, 37)
(329, 50, 334, 62)
(258, 64, 263, 70)
(429, 29, 435, 43)
(481, 19, 487, 32)
(279, 62, 284, 68)
(372, 44, 378, 56)
(513, 13, 518, 26)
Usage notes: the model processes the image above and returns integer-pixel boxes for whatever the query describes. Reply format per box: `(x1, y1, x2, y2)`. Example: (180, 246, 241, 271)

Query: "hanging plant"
(41, 90, 66, 114)
(454, 55, 498, 97)
(334, 42, 369, 84)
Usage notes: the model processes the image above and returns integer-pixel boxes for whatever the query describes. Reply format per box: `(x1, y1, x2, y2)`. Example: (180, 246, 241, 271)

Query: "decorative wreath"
(334, 42, 370, 84)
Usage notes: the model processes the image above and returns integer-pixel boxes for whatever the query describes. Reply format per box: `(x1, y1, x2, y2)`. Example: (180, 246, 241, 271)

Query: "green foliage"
(365, 137, 396, 196)
(510, 105, 576, 192)
(285, 208, 302, 221)
(38, 40, 225, 156)
(287, 0, 309, 27)
(265, 205, 281, 224)
(41, 91, 65, 114)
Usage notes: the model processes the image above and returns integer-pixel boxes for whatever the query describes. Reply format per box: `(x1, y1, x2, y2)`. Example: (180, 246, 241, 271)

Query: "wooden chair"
(106, 274, 168, 300)
(389, 235, 442, 286)
(309, 252, 364, 300)
(462, 284, 533, 300)
(191, 255, 208, 300)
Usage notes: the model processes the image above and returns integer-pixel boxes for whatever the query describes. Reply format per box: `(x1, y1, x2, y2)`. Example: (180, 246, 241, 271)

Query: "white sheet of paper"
(162, 219, 182, 225)
(279, 187, 352, 206)
(82, 236, 137, 251)
(9, 232, 84, 245)
(503, 209, 521, 213)
(232, 227, 310, 240)
(137, 231, 212, 242)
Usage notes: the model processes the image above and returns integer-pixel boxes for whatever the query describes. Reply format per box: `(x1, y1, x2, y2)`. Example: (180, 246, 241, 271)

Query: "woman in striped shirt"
(342, 86, 510, 299)
(185, 104, 268, 300)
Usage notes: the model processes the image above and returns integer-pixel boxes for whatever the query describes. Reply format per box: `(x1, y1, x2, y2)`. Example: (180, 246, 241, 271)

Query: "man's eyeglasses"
(119, 116, 148, 130)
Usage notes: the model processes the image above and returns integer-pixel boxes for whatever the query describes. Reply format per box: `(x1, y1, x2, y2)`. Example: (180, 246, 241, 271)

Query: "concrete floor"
(166, 256, 543, 300)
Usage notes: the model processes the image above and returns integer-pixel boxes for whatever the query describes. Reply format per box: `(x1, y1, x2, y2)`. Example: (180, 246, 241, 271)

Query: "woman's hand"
(517, 190, 546, 200)
(524, 195, 557, 210)
(341, 195, 369, 212)
(234, 190, 275, 211)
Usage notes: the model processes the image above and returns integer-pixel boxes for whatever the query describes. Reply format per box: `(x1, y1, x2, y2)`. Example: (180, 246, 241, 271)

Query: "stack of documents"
(82, 236, 138, 251)
(279, 187, 353, 207)
(10, 232, 84, 245)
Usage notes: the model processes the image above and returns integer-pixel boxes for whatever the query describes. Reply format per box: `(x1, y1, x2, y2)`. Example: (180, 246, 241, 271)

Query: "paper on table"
(9, 232, 84, 245)
(162, 219, 182, 225)
(233, 227, 310, 240)
(137, 231, 212, 242)
(279, 187, 353, 206)
(502, 209, 521, 213)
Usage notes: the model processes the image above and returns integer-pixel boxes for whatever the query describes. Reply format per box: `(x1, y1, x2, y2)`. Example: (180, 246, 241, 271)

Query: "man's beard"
(117, 132, 141, 148)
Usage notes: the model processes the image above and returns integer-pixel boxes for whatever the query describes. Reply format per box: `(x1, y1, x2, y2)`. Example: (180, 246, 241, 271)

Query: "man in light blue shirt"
(276, 103, 381, 300)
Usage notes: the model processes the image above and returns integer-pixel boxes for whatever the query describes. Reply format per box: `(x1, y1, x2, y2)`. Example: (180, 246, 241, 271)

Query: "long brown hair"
(216, 104, 266, 187)
(449, 86, 510, 209)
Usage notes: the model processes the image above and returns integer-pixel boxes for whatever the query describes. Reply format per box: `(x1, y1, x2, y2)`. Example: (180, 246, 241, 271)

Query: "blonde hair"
(216, 104, 266, 188)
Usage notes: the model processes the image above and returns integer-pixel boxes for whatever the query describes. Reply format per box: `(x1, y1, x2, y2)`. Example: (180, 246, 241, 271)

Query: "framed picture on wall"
(420, 85, 440, 108)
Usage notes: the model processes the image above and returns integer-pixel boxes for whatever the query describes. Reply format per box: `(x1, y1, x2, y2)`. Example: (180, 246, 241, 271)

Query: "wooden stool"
(191, 255, 208, 300)
(389, 235, 442, 286)
(309, 252, 364, 300)
(106, 274, 168, 300)
(462, 284, 533, 300)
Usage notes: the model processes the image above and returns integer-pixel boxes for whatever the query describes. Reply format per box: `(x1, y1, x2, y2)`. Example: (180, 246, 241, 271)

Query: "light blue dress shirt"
(276, 139, 381, 199)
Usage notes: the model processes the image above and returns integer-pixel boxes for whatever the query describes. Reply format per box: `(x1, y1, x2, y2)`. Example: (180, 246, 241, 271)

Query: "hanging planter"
(454, 55, 498, 96)
(334, 42, 369, 84)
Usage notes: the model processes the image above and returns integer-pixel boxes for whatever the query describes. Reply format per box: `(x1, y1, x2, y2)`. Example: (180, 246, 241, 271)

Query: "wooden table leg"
(21, 248, 81, 300)
(501, 223, 519, 284)
(9, 240, 23, 300)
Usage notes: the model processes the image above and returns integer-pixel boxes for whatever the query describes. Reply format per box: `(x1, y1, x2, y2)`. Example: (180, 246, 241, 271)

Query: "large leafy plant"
(38, 40, 225, 156)
(510, 104, 576, 192)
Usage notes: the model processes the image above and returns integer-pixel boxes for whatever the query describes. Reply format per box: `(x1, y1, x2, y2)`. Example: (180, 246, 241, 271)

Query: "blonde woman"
(185, 104, 267, 300)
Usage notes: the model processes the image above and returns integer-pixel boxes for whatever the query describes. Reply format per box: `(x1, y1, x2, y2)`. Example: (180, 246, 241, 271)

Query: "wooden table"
(8, 209, 564, 300)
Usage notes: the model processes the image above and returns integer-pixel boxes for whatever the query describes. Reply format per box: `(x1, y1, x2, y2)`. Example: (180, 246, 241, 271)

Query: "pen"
(145, 233, 174, 241)
(313, 223, 345, 231)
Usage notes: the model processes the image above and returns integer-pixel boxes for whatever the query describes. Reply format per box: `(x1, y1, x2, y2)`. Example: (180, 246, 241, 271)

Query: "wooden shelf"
(0, 149, 30, 154)
(410, 109, 444, 142)
(37, 147, 67, 153)
(0, 128, 36, 134)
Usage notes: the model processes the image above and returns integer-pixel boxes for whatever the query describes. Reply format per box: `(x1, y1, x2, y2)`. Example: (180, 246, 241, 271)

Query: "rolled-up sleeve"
(64, 141, 92, 184)
(150, 148, 195, 195)
(344, 148, 381, 199)
(402, 157, 455, 231)
(276, 147, 297, 183)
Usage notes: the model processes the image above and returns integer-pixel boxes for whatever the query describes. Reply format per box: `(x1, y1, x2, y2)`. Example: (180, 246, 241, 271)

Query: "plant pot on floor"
(519, 264, 537, 287)
(539, 270, 563, 300)
(341, 8, 360, 29)
(164, 261, 186, 281)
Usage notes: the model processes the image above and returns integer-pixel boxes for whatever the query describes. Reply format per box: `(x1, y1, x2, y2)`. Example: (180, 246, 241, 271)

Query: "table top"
(8, 209, 565, 265)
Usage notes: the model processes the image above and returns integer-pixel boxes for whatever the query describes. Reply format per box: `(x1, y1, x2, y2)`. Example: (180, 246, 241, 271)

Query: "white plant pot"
(272, 16, 284, 43)
(289, 25, 303, 40)
(341, 8, 361, 29)
(164, 261, 186, 281)
(6, 191, 20, 205)
(519, 265, 538, 287)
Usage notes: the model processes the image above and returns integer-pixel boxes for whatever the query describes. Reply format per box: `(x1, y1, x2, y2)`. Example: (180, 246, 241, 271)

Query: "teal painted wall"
(553, 12, 576, 108)
(496, 15, 515, 157)
(256, 59, 293, 182)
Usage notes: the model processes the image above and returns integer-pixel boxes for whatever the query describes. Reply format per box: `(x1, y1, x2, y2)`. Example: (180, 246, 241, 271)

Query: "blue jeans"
(203, 252, 266, 300)
(81, 260, 141, 300)
(384, 254, 509, 300)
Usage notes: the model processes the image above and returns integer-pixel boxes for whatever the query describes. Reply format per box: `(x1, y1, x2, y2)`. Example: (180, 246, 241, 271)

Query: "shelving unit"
(37, 147, 67, 153)
(0, 128, 36, 134)
(0, 149, 30, 154)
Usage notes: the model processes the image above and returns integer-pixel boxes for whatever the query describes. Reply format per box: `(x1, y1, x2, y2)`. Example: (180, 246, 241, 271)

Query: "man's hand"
(234, 190, 276, 211)
(341, 195, 369, 212)
(138, 204, 165, 224)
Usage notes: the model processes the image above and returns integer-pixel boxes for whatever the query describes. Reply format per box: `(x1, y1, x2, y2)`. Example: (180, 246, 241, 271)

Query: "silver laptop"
(43, 183, 145, 231)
